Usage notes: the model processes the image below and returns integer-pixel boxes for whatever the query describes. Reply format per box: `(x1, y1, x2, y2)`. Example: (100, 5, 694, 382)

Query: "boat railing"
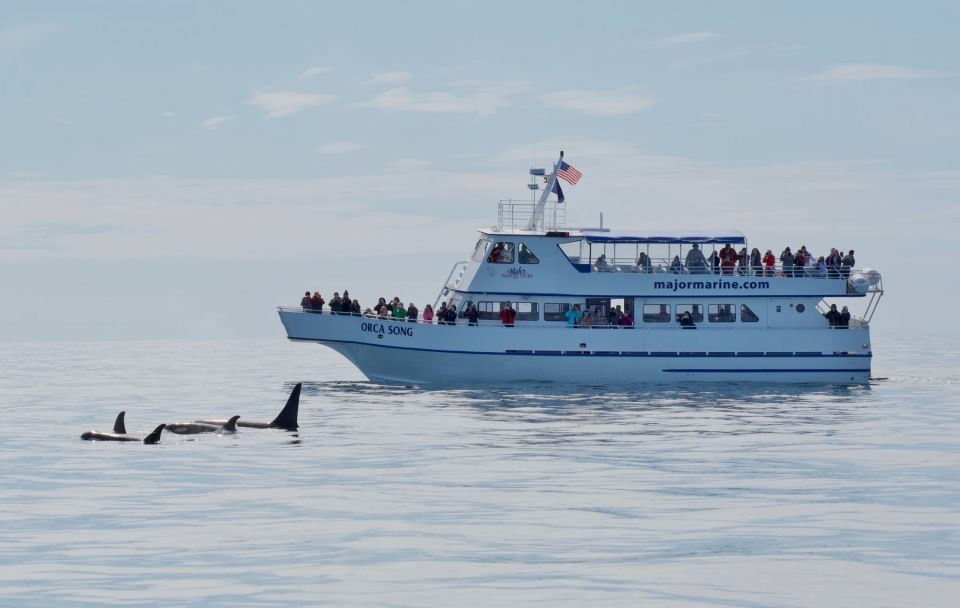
(497, 199, 566, 232)
(277, 306, 870, 329)
(588, 257, 873, 280)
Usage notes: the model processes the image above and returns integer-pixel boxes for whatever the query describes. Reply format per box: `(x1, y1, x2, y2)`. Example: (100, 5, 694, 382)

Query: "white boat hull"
(279, 311, 872, 385)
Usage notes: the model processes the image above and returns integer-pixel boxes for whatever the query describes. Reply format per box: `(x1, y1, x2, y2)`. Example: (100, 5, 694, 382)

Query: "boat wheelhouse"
(278, 153, 882, 385)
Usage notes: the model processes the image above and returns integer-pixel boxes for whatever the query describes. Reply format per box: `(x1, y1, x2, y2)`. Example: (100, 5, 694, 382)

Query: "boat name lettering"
(654, 279, 771, 292)
(501, 267, 534, 279)
(360, 322, 413, 337)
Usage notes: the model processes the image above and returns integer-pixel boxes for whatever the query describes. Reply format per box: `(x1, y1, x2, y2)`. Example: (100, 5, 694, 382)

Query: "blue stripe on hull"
(663, 368, 871, 373)
(288, 336, 870, 361)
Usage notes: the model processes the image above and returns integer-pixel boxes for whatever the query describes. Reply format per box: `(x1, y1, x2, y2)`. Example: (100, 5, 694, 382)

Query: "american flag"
(557, 161, 582, 185)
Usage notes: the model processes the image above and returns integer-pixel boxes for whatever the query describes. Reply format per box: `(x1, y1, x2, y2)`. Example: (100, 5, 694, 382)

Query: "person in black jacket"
(824, 304, 841, 327)
(301, 291, 311, 310)
(466, 304, 479, 326)
(406, 303, 418, 322)
(444, 304, 458, 325)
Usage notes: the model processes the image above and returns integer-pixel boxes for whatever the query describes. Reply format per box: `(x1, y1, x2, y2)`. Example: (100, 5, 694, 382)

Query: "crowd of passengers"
(300, 291, 852, 329)
(603, 244, 856, 278)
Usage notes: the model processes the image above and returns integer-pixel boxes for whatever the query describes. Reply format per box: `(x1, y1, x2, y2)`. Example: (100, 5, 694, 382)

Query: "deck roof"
(579, 229, 746, 245)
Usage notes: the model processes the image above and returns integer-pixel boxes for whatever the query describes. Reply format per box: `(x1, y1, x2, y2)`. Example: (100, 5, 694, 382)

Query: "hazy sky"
(2, 1, 957, 340)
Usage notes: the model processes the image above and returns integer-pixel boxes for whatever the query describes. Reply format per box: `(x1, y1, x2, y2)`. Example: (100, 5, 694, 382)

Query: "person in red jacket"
(719, 243, 737, 275)
(501, 301, 517, 327)
(763, 249, 776, 276)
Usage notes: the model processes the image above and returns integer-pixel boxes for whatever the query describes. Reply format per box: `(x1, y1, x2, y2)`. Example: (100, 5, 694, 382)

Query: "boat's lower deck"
(278, 310, 871, 385)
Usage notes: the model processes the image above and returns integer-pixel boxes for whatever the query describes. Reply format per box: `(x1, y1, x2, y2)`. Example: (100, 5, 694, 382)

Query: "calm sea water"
(0, 332, 958, 607)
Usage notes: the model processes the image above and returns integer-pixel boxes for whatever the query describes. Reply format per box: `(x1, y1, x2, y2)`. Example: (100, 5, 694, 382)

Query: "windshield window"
(470, 239, 489, 262)
(487, 242, 515, 264)
(518, 243, 540, 264)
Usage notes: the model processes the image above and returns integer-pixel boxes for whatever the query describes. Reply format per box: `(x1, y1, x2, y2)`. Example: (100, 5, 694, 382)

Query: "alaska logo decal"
(501, 267, 534, 279)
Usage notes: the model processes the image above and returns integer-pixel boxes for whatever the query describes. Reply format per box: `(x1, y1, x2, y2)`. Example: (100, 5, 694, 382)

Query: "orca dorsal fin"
(143, 424, 165, 444)
(269, 383, 301, 430)
(113, 411, 127, 434)
(224, 415, 240, 432)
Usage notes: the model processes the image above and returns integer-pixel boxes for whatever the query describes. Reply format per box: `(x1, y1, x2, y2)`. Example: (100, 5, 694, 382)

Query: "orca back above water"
(165, 415, 240, 435)
(81, 424, 166, 444)
(196, 383, 301, 430)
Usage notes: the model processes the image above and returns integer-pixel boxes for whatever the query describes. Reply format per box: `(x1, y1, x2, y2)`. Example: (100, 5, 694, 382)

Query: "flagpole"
(526, 151, 563, 231)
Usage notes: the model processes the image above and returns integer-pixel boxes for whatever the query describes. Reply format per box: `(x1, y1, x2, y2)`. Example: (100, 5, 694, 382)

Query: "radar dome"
(862, 267, 881, 286)
(849, 274, 869, 294)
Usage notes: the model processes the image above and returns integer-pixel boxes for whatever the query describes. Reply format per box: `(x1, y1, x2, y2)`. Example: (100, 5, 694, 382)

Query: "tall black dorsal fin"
(269, 383, 301, 430)
(142, 424, 166, 444)
(224, 415, 240, 432)
(113, 411, 127, 434)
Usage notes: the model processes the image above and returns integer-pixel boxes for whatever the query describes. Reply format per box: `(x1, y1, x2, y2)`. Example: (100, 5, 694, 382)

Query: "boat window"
(642, 304, 671, 323)
(470, 239, 489, 262)
(795, 303, 806, 313)
(708, 304, 736, 322)
(515, 302, 539, 321)
(518, 242, 540, 264)
(487, 242, 515, 264)
(741, 304, 759, 322)
(544, 303, 570, 321)
(676, 304, 703, 323)
(476, 301, 502, 320)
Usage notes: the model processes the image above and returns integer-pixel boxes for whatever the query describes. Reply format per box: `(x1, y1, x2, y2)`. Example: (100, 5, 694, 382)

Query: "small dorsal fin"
(224, 415, 240, 432)
(269, 383, 301, 430)
(113, 411, 127, 434)
(143, 424, 166, 444)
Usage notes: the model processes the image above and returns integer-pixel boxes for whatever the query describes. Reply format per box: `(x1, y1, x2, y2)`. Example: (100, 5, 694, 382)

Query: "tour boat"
(278, 153, 883, 384)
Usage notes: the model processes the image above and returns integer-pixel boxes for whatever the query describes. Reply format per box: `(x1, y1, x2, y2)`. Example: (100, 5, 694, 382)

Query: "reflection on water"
(0, 336, 958, 607)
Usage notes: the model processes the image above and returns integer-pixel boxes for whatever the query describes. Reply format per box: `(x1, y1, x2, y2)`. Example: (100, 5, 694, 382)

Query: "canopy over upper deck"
(579, 229, 746, 245)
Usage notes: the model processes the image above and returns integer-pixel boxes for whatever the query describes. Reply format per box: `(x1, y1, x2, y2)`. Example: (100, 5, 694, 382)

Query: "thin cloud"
(317, 141, 365, 154)
(365, 71, 412, 86)
(299, 66, 332, 79)
(805, 63, 948, 82)
(540, 87, 656, 116)
(199, 115, 235, 129)
(356, 81, 529, 117)
(663, 32, 716, 45)
(247, 91, 336, 118)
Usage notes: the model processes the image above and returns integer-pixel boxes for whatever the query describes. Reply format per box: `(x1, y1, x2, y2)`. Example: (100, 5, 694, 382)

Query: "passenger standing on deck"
(750, 248, 762, 275)
(565, 304, 582, 327)
(685, 244, 707, 274)
(824, 304, 841, 326)
(670, 255, 683, 274)
(719, 243, 737, 275)
(737, 247, 748, 275)
(842, 250, 855, 278)
(444, 304, 458, 325)
(329, 292, 342, 313)
(827, 248, 842, 278)
(839, 306, 851, 328)
(301, 291, 311, 310)
(351, 299, 361, 315)
(763, 250, 776, 276)
(406, 302, 418, 322)
(501, 301, 516, 327)
(793, 249, 806, 278)
(340, 291, 351, 313)
(708, 250, 720, 274)
(466, 304, 479, 326)
(816, 256, 828, 278)
(422, 304, 434, 324)
(780, 247, 794, 277)
(636, 252, 652, 273)
(310, 291, 324, 313)
(620, 310, 634, 327)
